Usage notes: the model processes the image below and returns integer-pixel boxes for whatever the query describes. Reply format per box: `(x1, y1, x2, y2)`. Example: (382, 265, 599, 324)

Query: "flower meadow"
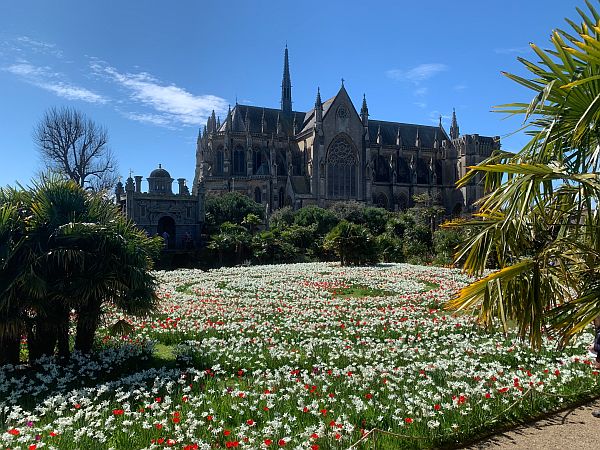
(1, 263, 599, 450)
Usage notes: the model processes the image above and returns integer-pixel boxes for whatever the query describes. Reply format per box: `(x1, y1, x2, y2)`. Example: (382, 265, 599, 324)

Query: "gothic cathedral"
(193, 47, 500, 214)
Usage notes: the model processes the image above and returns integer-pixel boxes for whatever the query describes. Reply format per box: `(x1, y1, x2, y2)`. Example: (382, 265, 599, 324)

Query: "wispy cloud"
(386, 63, 448, 84)
(90, 59, 228, 127)
(16, 36, 64, 58)
(494, 46, 529, 55)
(414, 87, 428, 97)
(414, 101, 427, 109)
(429, 110, 452, 126)
(453, 83, 467, 92)
(3, 62, 108, 103)
(123, 111, 172, 127)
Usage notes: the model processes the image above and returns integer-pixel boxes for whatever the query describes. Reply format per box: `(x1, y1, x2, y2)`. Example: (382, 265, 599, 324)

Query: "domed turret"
(147, 164, 173, 194)
(149, 164, 172, 179)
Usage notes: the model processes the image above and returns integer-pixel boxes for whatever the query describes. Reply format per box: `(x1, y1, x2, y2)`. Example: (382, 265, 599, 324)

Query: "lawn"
(1, 262, 598, 449)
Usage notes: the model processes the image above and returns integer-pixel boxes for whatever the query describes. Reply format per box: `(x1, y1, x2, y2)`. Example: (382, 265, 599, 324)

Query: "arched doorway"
(254, 186, 262, 204)
(157, 216, 176, 249)
(374, 192, 388, 209)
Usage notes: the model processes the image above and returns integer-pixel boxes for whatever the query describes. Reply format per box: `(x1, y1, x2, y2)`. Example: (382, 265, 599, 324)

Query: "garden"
(1, 262, 599, 450)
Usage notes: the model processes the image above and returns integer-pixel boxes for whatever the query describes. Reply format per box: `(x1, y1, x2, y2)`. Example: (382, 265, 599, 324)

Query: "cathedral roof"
(217, 105, 305, 136)
(368, 121, 449, 148)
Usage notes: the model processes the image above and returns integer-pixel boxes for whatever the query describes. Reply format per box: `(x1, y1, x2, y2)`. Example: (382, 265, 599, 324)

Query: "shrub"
(323, 220, 379, 266)
(293, 205, 338, 236)
(205, 192, 263, 230)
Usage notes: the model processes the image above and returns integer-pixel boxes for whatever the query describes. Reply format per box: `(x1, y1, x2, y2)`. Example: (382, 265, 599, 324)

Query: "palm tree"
(445, 1, 600, 349)
(0, 176, 161, 363)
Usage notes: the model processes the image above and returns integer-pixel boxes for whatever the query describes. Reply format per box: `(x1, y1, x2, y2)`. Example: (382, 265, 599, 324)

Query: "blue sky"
(0, 0, 582, 189)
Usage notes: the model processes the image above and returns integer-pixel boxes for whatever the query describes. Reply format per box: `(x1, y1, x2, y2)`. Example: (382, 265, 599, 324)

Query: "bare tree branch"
(34, 107, 118, 191)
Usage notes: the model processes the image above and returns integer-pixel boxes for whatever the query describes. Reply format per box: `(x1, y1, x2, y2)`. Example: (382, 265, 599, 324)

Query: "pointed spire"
(226, 105, 232, 131)
(276, 113, 282, 135)
(245, 107, 250, 133)
(360, 94, 369, 128)
(261, 108, 266, 134)
(209, 110, 217, 133)
(315, 87, 323, 125)
(438, 114, 443, 128)
(197, 127, 202, 143)
(281, 45, 292, 116)
(450, 108, 459, 140)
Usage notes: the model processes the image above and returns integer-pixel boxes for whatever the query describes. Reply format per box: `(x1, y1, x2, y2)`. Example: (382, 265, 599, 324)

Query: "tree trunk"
(27, 317, 58, 364)
(0, 334, 21, 365)
(75, 302, 101, 354)
(56, 306, 70, 361)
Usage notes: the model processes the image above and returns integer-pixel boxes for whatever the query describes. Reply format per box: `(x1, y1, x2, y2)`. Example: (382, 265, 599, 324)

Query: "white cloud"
(414, 87, 428, 97)
(429, 110, 452, 125)
(90, 59, 228, 127)
(3, 62, 107, 104)
(414, 102, 427, 109)
(386, 63, 448, 84)
(494, 46, 529, 55)
(16, 36, 64, 58)
(123, 111, 172, 127)
(453, 83, 467, 92)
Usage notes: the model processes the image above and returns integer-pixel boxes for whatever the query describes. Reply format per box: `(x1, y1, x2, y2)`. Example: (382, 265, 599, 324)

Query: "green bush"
(323, 220, 379, 266)
(252, 229, 300, 264)
(269, 206, 294, 229)
(377, 232, 405, 262)
(207, 222, 251, 265)
(293, 205, 338, 236)
(433, 227, 464, 265)
(205, 192, 264, 230)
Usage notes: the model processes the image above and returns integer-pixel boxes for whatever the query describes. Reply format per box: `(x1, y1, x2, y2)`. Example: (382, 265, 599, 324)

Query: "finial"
(439, 115, 442, 127)
(341, 77, 344, 87)
(158, 163, 162, 169)
(129, 168, 133, 178)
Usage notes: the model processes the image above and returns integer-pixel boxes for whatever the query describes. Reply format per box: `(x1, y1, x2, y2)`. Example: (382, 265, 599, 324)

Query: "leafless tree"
(34, 107, 119, 191)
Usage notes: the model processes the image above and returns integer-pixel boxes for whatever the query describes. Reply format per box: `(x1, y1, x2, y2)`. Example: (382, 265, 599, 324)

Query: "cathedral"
(193, 47, 500, 214)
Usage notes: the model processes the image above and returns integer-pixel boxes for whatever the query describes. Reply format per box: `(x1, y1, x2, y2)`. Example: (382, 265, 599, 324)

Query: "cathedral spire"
(360, 94, 369, 125)
(281, 45, 292, 116)
(226, 105, 232, 131)
(450, 108, 459, 139)
(315, 87, 323, 125)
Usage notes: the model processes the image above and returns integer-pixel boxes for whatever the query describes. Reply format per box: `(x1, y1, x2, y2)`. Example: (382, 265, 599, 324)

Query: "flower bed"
(1, 263, 598, 449)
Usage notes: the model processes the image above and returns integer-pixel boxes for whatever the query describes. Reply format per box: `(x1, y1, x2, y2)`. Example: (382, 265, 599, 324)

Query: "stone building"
(193, 47, 500, 214)
(115, 165, 204, 249)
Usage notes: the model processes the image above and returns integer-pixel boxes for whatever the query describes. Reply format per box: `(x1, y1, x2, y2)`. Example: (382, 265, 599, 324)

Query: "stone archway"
(157, 216, 176, 249)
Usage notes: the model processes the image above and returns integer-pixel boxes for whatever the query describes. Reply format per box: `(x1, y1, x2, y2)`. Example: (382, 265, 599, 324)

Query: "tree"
(205, 192, 264, 230)
(0, 176, 161, 362)
(34, 107, 118, 191)
(445, 2, 600, 349)
(323, 221, 379, 266)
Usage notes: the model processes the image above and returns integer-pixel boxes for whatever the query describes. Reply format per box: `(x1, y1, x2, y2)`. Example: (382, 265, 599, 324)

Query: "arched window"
(375, 155, 390, 182)
(278, 187, 285, 208)
(214, 147, 224, 176)
(416, 158, 429, 184)
(435, 160, 443, 185)
(254, 186, 262, 204)
(233, 146, 246, 176)
(326, 136, 357, 199)
(253, 148, 269, 175)
(396, 193, 408, 211)
(396, 157, 410, 183)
